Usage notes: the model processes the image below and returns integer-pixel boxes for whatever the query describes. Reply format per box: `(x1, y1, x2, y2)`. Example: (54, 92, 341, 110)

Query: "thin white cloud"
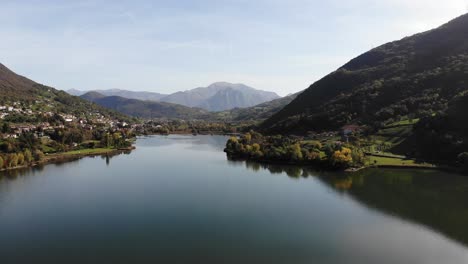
(0, 0, 466, 95)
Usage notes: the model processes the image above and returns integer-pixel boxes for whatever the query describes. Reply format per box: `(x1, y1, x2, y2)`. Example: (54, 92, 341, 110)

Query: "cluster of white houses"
(1, 112, 134, 140)
(0, 105, 34, 119)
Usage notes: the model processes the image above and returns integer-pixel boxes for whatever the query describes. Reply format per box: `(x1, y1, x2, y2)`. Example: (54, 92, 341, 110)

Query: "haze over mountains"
(80, 90, 297, 122)
(0, 62, 290, 121)
(80, 91, 214, 120)
(68, 89, 167, 102)
(68, 82, 280, 111)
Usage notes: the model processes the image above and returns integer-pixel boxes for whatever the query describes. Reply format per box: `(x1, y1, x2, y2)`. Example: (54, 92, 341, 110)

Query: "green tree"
(304, 141, 322, 151)
(33, 149, 45, 162)
(102, 133, 114, 148)
(24, 149, 33, 163)
(0, 156, 4, 169)
(7, 153, 18, 168)
(289, 143, 303, 161)
(1, 122, 10, 133)
(243, 133, 252, 144)
(351, 148, 366, 167)
(17, 153, 25, 166)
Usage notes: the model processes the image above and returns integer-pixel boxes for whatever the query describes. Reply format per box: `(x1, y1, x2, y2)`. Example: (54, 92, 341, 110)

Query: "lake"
(1, 135, 468, 263)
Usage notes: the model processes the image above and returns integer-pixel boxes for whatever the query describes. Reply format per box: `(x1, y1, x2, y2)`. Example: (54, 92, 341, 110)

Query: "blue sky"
(1, 0, 467, 95)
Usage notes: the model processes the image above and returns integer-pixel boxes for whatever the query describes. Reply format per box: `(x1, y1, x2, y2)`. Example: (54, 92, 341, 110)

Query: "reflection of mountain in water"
(137, 135, 228, 151)
(329, 169, 468, 248)
(234, 159, 468, 247)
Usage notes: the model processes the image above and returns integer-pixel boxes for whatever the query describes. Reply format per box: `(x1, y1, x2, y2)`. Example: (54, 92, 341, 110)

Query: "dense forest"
(259, 13, 468, 166)
(263, 14, 468, 133)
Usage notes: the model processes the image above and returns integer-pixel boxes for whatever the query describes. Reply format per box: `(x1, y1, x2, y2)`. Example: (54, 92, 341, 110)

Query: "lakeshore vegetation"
(225, 131, 366, 169)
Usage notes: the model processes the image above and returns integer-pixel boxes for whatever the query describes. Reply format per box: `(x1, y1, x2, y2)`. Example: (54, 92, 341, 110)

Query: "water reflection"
(0, 135, 467, 263)
(136, 135, 228, 151)
(0, 151, 129, 180)
(0, 165, 44, 180)
(234, 158, 468, 247)
(228, 158, 322, 178)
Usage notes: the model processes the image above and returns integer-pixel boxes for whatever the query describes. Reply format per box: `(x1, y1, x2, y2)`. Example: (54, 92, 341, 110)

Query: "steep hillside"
(217, 92, 299, 122)
(80, 91, 106, 101)
(0, 63, 130, 121)
(81, 92, 215, 120)
(0, 63, 44, 101)
(199, 87, 278, 111)
(404, 92, 468, 163)
(263, 13, 468, 133)
(160, 82, 280, 111)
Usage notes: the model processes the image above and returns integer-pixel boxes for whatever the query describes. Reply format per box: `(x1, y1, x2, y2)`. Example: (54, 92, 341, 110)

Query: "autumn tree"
(24, 149, 33, 163)
(7, 153, 19, 168)
(17, 153, 25, 166)
(330, 147, 353, 168)
(33, 149, 45, 162)
(289, 143, 303, 162)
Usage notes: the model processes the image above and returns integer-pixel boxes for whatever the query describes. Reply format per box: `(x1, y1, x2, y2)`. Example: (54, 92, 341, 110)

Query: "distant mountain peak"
(67, 82, 280, 112)
(160, 82, 280, 111)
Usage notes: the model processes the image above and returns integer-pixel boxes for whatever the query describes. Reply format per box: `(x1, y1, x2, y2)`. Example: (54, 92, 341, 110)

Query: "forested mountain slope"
(263, 14, 468, 134)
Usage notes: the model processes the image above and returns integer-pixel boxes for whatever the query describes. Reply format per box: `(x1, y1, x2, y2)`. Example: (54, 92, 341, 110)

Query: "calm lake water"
(1, 135, 468, 263)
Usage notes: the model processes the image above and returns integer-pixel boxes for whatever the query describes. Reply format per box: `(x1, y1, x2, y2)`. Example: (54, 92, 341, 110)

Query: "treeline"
(1, 126, 133, 154)
(142, 120, 248, 135)
(224, 131, 366, 169)
(410, 93, 468, 169)
(0, 149, 45, 170)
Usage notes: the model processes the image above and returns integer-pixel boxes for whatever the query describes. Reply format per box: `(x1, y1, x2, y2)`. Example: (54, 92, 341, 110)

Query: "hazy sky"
(1, 0, 467, 95)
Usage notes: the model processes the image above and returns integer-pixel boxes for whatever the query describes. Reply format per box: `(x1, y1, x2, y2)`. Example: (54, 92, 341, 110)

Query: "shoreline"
(226, 153, 461, 175)
(0, 146, 136, 173)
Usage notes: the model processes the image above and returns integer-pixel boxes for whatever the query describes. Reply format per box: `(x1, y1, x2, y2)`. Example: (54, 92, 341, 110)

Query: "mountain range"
(0, 62, 290, 122)
(68, 89, 167, 101)
(80, 90, 297, 122)
(80, 92, 214, 120)
(68, 82, 280, 111)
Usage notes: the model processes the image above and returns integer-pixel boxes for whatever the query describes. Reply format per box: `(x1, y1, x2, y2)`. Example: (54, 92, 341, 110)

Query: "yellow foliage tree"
(331, 147, 353, 167)
(243, 133, 252, 144)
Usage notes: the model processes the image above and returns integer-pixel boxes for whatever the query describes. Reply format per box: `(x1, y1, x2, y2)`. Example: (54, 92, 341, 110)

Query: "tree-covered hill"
(0, 63, 131, 121)
(216, 92, 299, 122)
(262, 13, 468, 134)
(81, 92, 216, 120)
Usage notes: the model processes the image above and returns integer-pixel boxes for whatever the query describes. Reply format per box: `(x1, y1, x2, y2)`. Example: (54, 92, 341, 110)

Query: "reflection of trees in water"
(229, 158, 323, 179)
(0, 165, 45, 180)
(234, 158, 468, 248)
(320, 168, 468, 248)
(138, 135, 228, 151)
(98, 151, 131, 167)
(0, 151, 130, 182)
(320, 170, 468, 247)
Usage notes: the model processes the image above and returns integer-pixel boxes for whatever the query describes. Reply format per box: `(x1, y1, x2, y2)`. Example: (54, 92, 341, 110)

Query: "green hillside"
(0, 63, 131, 122)
(217, 93, 299, 122)
(262, 14, 468, 134)
(81, 92, 215, 120)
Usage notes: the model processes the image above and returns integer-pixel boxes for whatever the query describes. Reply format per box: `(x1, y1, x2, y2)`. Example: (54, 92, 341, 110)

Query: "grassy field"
(386, 118, 420, 127)
(367, 155, 434, 168)
(60, 148, 116, 156)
